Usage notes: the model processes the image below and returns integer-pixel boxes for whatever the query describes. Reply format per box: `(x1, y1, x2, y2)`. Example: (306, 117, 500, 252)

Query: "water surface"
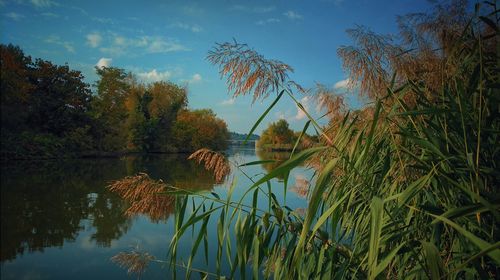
(1, 148, 311, 279)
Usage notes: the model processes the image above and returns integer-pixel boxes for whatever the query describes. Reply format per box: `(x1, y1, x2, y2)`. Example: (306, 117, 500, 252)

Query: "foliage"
(1, 44, 94, 158)
(1, 45, 228, 158)
(171, 109, 229, 152)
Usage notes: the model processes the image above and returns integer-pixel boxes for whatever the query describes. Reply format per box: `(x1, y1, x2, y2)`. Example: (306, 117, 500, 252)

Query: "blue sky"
(1, 0, 432, 134)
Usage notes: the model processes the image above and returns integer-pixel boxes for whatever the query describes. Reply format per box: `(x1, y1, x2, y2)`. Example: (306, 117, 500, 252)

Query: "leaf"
(243, 90, 284, 145)
(368, 196, 384, 279)
(373, 243, 405, 278)
(238, 160, 276, 167)
(429, 212, 500, 264)
(421, 241, 443, 279)
(308, 192, 349, 244)
(292, 157, 339, 271)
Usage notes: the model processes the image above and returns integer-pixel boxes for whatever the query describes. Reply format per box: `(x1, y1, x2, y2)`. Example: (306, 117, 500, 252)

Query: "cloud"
(190, 73, 202, 83)
(334, 78, 350, 89)
(98, 35, 189, 56)
(86, 32, 102, 48)
(147, 37, 188, 53)
(137, 69, 172, 83)
(91, 16, 114, 24)
(45, 35, 75, 53)
(96, 58, 112, 69)
(231, 5, 275, 13)
(169, 22, 203, 33)
(283, 10, 303, 20)
(31, 0, 57, 8)
(5, 12, 24, 21)
(221, 98, 236, 106)
(256, 18, 280, 25)
(295, 96, 310, 120)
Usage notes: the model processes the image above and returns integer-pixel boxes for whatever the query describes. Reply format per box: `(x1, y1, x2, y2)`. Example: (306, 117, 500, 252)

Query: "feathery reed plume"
(290, 175, 310, 198)
(207, 41, 294, 101)
(111, 247, 155, 276)
(188, 148, 230, 183)
(314, 84, 347, 121)
(108, 173, 174, 221)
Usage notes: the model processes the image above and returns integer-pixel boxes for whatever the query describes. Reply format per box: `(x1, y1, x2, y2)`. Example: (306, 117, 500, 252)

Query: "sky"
(0, 0, 433, 134)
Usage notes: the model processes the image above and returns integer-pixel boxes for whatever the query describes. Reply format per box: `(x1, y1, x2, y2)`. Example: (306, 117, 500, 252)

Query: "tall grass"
(111, 2, 499, 279)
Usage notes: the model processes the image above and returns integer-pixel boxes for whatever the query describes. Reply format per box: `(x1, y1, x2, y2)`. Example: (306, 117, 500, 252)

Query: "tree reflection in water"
(0, 154, 216, 262)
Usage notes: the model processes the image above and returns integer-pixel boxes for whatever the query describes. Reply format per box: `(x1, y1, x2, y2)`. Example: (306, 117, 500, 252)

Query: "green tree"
(91, 67, 130, 151)
(126, 81, 187, 152)
(257, 119, 296, 150)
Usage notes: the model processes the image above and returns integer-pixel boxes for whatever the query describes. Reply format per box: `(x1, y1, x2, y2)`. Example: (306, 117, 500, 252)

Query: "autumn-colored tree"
(172, 109, 229, 152)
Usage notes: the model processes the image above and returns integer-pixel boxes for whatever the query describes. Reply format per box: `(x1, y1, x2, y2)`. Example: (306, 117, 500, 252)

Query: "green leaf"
(421, 241, 443, 279)
(238, 160, 276, 167)
(243, 90, 284, 145)
(368, 196, 384, 279)
(429, 212, 500, 264)
(308, 192, 349, 244)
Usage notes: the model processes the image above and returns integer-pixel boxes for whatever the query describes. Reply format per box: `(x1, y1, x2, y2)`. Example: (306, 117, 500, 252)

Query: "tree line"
(0, 44, 229, 159)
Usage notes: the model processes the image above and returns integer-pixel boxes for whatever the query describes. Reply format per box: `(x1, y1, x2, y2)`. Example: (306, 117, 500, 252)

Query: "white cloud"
(169, 22, 203, 33)
(283, 10, 303, 20)
(334, 78, 350, 89)
(45, 35, 75, 53)
(98, 35, 188, 56)
(137, 69, 172, 83)
(147, 37, 188, 53)
(256, 18, 280, 25)
(190, 73, 202, 83)
(295, 96, 310, 120)
(114, 36, 126, 46)
(221, 98, 236, 106)
(96, 58, 112, 69)
(5, 12, 24, 21)
(86, 33, 102, 48)
(31, 0, 57, 8)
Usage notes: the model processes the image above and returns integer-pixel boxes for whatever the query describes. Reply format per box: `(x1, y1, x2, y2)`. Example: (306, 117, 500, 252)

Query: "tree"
(91, 67, 130, 151)
(125, 81, 188, 152)
(257, 119, 296, 150)
(172, 109, 229, 152)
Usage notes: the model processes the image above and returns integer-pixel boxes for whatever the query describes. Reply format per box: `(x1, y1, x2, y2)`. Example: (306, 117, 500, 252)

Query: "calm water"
(0, 147, 311, 279)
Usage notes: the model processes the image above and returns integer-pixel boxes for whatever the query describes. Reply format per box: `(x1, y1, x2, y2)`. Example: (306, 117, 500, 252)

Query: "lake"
(0, 147, 312, 279)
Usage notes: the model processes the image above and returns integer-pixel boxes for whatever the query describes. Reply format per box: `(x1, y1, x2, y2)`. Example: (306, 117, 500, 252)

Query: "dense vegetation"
(109, 1, 499, 279)
(0, 45, 229, 159)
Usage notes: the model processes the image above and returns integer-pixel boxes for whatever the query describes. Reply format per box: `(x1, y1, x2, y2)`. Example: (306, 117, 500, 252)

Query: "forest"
(0, 44, 229, 159)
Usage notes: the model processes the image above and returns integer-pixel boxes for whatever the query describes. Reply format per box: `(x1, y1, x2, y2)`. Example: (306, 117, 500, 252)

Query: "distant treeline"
(0, 44, 229, 159)
(229, 132, 259, 141)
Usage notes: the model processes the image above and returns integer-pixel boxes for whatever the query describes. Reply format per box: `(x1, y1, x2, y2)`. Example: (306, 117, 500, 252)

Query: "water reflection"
(0, 154, 216, 262)
(255, 149, 292, 180)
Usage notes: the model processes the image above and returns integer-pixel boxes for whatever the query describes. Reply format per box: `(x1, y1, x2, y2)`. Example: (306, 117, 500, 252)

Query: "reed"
(113, 2, 500, 279)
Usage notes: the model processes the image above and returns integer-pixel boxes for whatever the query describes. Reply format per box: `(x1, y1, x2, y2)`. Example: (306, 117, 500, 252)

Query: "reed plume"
(108, 173, 174, 221)
(207, 41, 295, 101)
(111, 248, 155, 276)
(290, 175, 310, 198)
(188, 148, 230, 183)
